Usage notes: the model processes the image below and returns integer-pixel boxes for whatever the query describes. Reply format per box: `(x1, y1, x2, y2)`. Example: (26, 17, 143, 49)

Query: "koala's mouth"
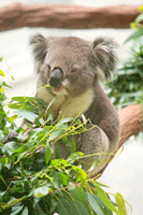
(49, 78, 69, 94)
(53, 86, 64, 93)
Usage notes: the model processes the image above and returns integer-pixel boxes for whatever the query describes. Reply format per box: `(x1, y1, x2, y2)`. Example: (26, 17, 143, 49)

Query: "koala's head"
(30, 34, 118, 97)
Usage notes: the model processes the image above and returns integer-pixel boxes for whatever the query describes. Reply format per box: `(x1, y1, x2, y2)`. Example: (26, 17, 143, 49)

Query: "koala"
(30, 34, 120, 176)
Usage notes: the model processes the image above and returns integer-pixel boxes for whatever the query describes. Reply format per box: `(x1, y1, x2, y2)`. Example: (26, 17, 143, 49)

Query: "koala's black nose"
(49, 68, 63, 88)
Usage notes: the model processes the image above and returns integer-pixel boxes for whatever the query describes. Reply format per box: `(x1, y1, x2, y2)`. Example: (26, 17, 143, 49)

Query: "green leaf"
(5, 141, 21, 152)
(71, 138, 76, 154)
(0, 174, 7, 186)
(0, 70, 5, 77)
(34, 186, 49, 198)
(3, 196, 27, 210)
(57, 117, 73, 128)
(43, 195, 58, 212)
(72, 186, 88, 207)
(59, 173, 70, 186)
(9, 96, 47, 115)
(49, 129, 65, 141)
(96, 185, 121, 215)
(57, 199, 71, 215)
(45, 97, 56, 111)
(0, 108, 6, 118)
(45, 141, 51, 164)
(138, 5, 143, 12)
(2, 81, 12, 88)
(2, 145, 12, 157)
(10, 204, 24, 215)
(87, 157, 100, 173)
(115, 193, 127, 215)
(21, 207, 28, 215)
(55, 145, 60, 159)
(33, 203, 46, 215)
(124, 28, 143, 44)
(0, 87, 5, 94)
(71, 186, 91, 213)
(96, 181, 109, 188)
(72, 166, 87, 186)
(61, 136, 69, 145)
(135, 14, 143, 23)
(50, 171, 63, 189)
(86, 192, 113, 215)
(70, 200, 90, 215)
(10, 109, 38, 122)
(87, 193, 104, 215)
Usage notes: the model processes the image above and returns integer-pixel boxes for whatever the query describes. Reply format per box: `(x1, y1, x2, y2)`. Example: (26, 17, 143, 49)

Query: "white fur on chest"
(60, 89, 94, 118)
(37, 87, 94, 119)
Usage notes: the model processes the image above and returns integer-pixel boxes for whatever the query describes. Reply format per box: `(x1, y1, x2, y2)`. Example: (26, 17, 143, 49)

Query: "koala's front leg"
(54, 122, 110, 175)
(77, 123, 110, 175)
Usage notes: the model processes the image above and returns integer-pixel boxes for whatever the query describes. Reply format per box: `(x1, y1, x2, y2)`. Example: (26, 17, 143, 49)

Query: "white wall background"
(0, 1, 143, 214)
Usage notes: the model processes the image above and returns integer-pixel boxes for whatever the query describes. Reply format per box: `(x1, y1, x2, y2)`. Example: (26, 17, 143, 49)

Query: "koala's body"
(30, 34, 120, 175)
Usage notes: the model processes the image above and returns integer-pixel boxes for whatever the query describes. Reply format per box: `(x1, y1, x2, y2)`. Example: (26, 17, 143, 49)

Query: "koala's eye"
(70, 69, 77, 73)
(47, 65, 51, 70)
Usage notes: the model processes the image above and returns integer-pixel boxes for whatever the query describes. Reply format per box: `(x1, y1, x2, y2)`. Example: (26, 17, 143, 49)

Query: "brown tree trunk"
(98, 103, 143, 176)
(0, 3, 140, 31)
(118, 103, 143, 147)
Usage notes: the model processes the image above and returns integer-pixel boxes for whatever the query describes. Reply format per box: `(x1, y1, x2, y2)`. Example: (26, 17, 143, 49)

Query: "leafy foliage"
(0, 71, 128, 214)
(106, 6, 143, 108)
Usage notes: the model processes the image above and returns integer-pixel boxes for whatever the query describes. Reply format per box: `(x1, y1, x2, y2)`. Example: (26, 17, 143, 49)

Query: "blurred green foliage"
(106, 5, 143, 109)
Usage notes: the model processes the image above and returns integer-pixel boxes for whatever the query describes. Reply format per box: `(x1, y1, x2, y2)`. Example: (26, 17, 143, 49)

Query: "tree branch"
(0, 3, 140, 31)
(97, 103, 143, 176)
(118, 103, 143, 147)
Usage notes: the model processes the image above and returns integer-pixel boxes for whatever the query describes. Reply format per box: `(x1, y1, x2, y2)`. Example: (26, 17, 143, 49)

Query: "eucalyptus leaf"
(71, 138, 76, 154)
(49, 129, 65, 141)
(135, 13, 143, 23)
(5, 141, 21, 151)
(10, 204, 24, 215)
(50, 171, 62, 189)
(34, 186, 49, 198)
(45, 141, 51, 164)
(33, 203, 46, 215)
(87, 193, 104, 215)
(21, 207, 28, 215)
(86, 192, 113, 215)
(87, 157, 100, 173)
(70, 200, 90, 215)
(2, 81, 12, 88)
(0, 70, 5, 77)
(72, 186, 88, 206)
(96, 185, 121, 215)
(124, 28, 143, 44)
(115, 193, 127, 215)
(57, 117, 73, 128)
(59, 173, 70, 186)
(57, 199, 71, 215)
(10, 109, 38, 123)
(72, 166, 87, 185)
(10, 96, 47, 114)
(0, 174, 7, 186)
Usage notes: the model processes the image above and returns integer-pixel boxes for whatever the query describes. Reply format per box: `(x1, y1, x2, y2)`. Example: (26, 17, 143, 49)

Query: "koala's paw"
(4, 131, 18, 143)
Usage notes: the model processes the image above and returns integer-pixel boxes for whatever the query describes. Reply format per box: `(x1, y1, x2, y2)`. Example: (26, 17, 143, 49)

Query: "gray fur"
(30, 33, 120, 175)
(93, 37, 118, 78)
(29, 33, 47, 64)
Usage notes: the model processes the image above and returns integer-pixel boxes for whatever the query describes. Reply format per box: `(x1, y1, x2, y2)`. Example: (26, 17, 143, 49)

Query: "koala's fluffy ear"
(93, 37, 118, 79)
(29, 33, 47, 69)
